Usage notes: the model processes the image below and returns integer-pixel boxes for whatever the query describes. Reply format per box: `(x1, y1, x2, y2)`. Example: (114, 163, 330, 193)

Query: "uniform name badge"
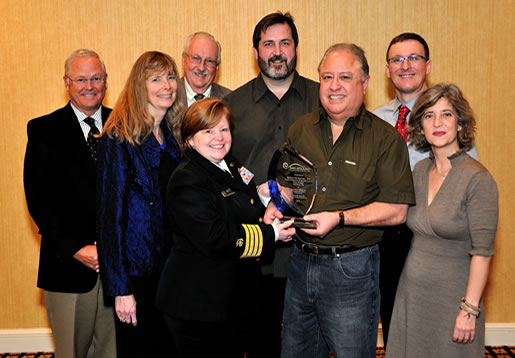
(221, 188, 235, 197)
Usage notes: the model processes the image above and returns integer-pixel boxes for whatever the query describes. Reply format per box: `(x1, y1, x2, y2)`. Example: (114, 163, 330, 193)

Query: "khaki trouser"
(45, 276, 116, 358)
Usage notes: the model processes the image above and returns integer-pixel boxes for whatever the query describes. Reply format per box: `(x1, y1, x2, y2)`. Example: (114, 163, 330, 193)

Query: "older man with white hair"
(179, 31, 231, 107)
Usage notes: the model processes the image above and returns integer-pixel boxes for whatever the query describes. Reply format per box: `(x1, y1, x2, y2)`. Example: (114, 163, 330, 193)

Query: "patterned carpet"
(1, 347, 515, 357)
(0, 355, 53, 358)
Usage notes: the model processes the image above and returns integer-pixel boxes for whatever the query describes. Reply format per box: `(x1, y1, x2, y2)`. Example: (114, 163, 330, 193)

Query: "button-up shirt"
(288, 106, 415, 247)
(225, 71, 320, 184)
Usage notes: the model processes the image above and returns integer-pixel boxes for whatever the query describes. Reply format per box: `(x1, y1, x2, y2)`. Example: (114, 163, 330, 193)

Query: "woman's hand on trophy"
(257, 182, 270, 197)
(273, 218, 295, 242)
(264, 201, 283, 224)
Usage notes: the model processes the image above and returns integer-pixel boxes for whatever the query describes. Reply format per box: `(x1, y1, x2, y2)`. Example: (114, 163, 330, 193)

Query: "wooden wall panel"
(0, 0, 513, 328)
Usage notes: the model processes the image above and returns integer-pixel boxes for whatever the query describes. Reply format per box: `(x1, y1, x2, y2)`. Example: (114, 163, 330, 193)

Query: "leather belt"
(294, 238, 358, 256)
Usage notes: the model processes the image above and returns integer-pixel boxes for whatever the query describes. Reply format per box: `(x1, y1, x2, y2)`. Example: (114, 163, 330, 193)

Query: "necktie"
(84, 117, 100, 160)
(395, 105, 410, 142)
(194, 93, 205, 101)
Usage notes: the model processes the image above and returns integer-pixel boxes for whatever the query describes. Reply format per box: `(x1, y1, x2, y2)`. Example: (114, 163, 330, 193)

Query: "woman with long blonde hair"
(97, 51, 183, 357)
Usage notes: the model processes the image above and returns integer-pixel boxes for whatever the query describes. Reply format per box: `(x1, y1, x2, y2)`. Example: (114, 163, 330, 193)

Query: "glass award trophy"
(267, 143, 318, 229)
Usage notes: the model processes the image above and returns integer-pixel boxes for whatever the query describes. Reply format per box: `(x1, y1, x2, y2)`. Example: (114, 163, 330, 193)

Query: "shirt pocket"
(333, 157, 378, 205)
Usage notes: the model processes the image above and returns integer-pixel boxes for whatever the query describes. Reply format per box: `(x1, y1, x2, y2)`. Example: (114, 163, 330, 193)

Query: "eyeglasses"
(66, 76, 106, 86)
(388, 54, 426, 65)
(184, 54, 218, 68)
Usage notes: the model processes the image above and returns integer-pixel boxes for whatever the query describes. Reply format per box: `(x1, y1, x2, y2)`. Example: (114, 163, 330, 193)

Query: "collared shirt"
(224, 71, 320, 277)
(212, 158, 231, 174)
(184, 79, 212, 107)
(224, 71, 320, 184)
(288, 106, 415, 248)
(373, 97, 479, 170)
(70, 102, 103, 141)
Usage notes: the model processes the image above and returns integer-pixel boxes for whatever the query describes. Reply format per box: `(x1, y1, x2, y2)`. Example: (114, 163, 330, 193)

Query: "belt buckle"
(302, 243, 318, 256)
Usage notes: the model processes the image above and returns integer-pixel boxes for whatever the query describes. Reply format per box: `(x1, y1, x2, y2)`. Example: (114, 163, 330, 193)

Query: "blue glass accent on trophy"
(268, 179, 288, 213)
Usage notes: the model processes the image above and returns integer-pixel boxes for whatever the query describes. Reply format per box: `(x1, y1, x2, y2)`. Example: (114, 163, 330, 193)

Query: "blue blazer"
(97, 122, 180, 297)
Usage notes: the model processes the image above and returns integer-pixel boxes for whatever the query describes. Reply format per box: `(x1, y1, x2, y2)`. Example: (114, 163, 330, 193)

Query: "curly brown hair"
(408, 83, 476, 152)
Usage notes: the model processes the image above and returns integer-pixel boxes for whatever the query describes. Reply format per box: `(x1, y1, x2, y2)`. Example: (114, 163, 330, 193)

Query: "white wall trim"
(484, 323, 515, 346)
(0, 325, 514, 352)
(0, 329, 54, 353)
(377, 324, 515, 347)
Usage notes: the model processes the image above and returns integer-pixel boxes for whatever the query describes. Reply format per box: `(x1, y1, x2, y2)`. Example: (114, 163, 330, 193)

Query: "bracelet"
(460, 302, 479, 317)
(461, 297, 480, 312)
(337, 210, 345, 229)
(460, 297, 480, 318)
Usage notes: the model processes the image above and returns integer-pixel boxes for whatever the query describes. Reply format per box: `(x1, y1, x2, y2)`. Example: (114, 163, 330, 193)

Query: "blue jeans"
(281, 244, 380, 358)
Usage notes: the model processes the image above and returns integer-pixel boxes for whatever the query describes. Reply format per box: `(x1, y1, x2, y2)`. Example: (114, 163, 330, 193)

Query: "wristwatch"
(337, 210, 345, 229)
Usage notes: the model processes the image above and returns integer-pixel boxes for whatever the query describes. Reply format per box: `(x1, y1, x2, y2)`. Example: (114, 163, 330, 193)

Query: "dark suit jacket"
(156, 149, 276, 322)
(23, 102, 111, 293)
(178, 77, 231, 108)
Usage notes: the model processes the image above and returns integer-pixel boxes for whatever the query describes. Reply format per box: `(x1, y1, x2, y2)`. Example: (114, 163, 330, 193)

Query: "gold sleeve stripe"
(248, 224, 257, 256)
(250, 224, 263, 257)
(240, 224, 264, 258)
(241, 224, 251, 258)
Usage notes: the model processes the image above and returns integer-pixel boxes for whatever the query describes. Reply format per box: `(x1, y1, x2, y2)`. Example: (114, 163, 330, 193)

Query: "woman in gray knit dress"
(386, 83, 498, 358)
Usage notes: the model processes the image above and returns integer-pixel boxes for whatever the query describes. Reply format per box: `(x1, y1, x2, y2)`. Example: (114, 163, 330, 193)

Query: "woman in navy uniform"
(156, 98, 294, 357)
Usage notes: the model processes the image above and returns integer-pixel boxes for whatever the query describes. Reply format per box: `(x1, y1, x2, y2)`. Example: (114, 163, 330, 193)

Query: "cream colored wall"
(1, 0, 513, 328)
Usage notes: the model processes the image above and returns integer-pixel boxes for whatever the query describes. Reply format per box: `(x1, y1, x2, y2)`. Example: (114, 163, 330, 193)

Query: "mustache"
(268, 55, 287, 65)
(193, 68, 209, 76)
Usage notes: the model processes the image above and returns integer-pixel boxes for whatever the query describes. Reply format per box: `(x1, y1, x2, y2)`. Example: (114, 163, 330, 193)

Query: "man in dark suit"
(179, 32, 231, 107)
(23, 49, 116, 358)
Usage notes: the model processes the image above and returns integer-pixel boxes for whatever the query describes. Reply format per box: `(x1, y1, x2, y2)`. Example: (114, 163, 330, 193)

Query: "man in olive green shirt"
(267, 43, 415, 358)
